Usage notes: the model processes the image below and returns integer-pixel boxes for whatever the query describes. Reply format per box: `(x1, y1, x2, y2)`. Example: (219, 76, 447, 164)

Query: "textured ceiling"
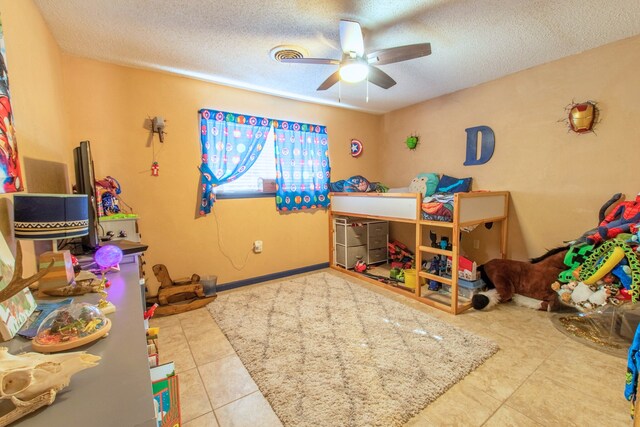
(34, 0, 640, 114)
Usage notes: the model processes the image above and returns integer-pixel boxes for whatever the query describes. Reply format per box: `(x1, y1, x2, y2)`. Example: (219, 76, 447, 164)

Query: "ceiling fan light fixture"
(339, 60, 369, 83)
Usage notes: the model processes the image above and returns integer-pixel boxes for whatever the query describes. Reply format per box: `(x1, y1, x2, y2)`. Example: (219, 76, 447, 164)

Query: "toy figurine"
(429, 256, 446, 277)
(429, 231, 452, 250)
(586, 194, 640, 244)
(430, 231, 438, 248)
(144, 303, 158, 320)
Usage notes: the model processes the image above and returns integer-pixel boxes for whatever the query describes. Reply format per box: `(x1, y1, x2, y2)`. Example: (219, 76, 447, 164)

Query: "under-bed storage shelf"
(329, 191, 509, 315)
(334, 217, 389, 269)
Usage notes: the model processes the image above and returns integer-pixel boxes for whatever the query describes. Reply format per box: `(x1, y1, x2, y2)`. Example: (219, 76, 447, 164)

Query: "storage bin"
(368, 247, 388, 264)
(368, 222, 389, 237)
(368, 234, 386, 249)
(335, 224, 367, 246)
(403, 269, 426, 289)
(201, 275, 218, 297)
(336, 244, 367, 269)
(440, 276, 486, 300)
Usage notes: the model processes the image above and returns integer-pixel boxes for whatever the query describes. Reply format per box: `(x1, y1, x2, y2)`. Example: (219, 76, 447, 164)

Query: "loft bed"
(329, 191, 509, 314)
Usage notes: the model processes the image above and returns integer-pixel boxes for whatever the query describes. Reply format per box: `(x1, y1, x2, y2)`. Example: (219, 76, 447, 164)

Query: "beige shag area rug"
(208, 272, 498, 427)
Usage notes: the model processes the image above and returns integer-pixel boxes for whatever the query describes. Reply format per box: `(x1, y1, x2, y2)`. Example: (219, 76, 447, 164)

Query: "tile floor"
(149, 269, 631, 426)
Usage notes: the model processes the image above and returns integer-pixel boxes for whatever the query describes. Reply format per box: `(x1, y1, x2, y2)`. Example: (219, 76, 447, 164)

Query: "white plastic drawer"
(335, 224, 367, 246)
(336, 244, 367, 269)
(368, 247, 388, 264)
(368, 222, 388, 238)
(368, 234, 387, 250)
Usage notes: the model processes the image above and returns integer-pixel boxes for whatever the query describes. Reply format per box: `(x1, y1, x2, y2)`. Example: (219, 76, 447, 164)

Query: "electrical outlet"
(253, 240, 263, 253)
(473, 239, 480, 249)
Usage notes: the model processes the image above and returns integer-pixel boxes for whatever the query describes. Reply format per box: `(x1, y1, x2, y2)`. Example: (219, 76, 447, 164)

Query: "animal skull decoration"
(0, 347, 100, 425)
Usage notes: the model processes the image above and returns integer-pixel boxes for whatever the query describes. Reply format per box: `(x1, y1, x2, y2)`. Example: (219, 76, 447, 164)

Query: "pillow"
(408, 173, 439, 196)
(435, 174, 472, 193)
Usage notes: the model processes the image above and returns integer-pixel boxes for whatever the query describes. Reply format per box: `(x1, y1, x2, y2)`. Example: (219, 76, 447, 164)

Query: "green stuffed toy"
(409, 173, 439, 196)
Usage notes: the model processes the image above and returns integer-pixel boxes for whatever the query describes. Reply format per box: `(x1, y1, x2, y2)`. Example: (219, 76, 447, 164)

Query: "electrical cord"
(213, 207, 252, 271)
(115, 194, 134, 213)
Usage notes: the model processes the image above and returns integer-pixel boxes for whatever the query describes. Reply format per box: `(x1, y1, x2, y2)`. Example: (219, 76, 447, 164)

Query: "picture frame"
(150, 362, 181, 427)
(0, 232, 36, 340)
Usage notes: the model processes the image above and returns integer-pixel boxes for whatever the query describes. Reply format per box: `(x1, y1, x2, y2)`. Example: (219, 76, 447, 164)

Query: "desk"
(0, 262, 157, 426)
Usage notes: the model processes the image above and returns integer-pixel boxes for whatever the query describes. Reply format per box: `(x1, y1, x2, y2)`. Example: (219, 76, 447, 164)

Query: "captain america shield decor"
(350, 139, 363, 157)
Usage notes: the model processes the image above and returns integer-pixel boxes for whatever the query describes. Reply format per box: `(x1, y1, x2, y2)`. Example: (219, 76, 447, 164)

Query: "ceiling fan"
(280, 20, 431, 91)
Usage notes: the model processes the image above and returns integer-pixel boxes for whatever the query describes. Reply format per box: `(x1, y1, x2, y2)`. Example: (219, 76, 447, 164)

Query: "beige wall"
(5, 0, 638, 280)
(0, 0, 71, 273)
(381, 35, 640, 262)
(61, 56, 383, 283)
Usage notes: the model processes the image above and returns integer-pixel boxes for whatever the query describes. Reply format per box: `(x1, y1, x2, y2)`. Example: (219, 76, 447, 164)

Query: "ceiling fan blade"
(280, 57, 340, 65)
(368, 66, 396, 89)
(339, 20, 364, 56)
(317, 71, 341, 91)
(367, 43, 432, 65)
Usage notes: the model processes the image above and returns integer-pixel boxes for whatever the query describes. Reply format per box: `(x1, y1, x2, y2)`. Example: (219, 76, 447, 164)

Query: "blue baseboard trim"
(216, 262, 330, 292)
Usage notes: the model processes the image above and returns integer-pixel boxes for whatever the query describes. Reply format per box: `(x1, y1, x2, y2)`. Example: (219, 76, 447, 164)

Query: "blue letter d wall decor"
(464, 125, 495, 166)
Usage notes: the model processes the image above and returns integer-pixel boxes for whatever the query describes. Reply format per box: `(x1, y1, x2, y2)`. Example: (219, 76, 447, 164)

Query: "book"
(148, 353, 159, 368)
(150, 362, 181, 427)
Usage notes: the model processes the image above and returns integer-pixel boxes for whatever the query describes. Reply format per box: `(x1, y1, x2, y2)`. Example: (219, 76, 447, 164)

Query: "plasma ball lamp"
(94, 245, 123, 270)
(94, 245, 122, 314)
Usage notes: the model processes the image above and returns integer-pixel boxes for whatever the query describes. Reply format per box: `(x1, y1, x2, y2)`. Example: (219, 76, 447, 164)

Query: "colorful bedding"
(330, 175, 388, 193)
(422, 192, 455, 222)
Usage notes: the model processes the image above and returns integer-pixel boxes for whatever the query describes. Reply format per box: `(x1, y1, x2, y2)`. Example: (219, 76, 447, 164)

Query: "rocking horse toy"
(146, 264, 217, 316)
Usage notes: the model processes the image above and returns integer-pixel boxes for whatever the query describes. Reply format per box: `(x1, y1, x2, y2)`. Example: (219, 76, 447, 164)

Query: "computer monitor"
(73, 140, 100, 252)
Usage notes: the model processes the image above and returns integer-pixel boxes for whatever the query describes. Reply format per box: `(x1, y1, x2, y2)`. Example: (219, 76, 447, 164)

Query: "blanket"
(422, 192, 455, 222)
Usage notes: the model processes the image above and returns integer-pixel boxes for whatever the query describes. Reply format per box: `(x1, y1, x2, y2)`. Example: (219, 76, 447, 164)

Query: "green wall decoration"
(405, 135, 419, 150)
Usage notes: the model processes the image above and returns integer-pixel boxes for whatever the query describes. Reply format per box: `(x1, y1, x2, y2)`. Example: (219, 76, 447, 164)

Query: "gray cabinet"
(2, 258, 157, 426)
(334, 217, 388, 269)
(98, 216, 141, 242)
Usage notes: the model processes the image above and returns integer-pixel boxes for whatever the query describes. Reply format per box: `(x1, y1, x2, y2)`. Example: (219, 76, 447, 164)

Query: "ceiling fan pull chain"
(338, 80, 341, 103)
(366, 77, 369, 103)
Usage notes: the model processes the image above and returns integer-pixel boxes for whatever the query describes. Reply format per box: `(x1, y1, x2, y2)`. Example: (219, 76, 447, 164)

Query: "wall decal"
(405, 135, 419, 150)
(561, 100, 599, 134)
(350, 139, 363, 157)
(464, 126, 495, 166)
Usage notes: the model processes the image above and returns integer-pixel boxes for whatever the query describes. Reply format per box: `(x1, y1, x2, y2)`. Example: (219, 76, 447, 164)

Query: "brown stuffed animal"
(473, 246, 568, 311)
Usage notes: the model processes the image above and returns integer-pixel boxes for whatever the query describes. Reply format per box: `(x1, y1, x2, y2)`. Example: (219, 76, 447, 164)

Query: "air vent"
(270, 45, 308, 62)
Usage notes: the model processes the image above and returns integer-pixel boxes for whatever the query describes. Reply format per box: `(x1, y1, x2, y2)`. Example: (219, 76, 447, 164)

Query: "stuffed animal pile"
(552, 235, 639, 312)
(475, 192, 640, 312)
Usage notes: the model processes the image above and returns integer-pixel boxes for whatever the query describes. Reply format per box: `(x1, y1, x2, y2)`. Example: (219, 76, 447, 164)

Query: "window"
(213, 128, 275, 197)
(198, 108, 329, 215)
